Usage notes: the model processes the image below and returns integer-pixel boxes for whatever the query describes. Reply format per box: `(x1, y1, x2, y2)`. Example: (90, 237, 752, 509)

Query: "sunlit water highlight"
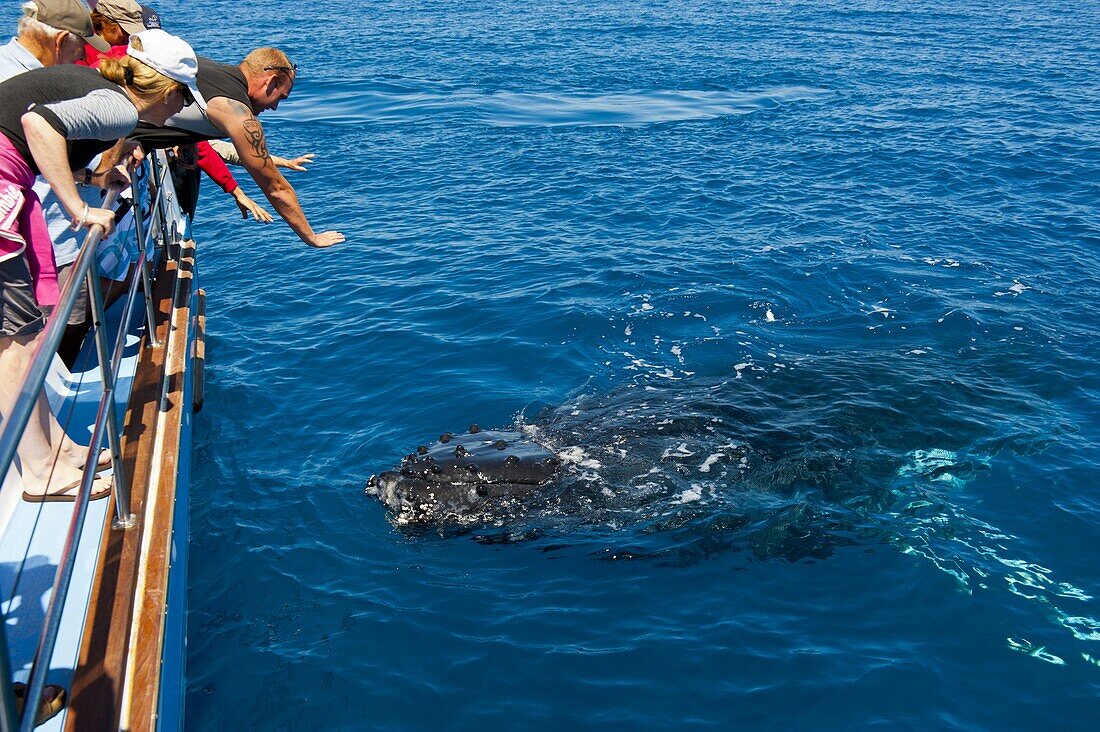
(161, 0, 1099, 728)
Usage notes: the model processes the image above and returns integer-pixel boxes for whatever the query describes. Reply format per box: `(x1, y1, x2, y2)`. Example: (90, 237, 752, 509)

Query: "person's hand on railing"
(231, 188, 274, 222)
(122, 141, 146, 171)
(84, 207, 117, 234)
(273, 152, 315, 172)
(69, 204, 117, 235)
(93, 164, 132, 189)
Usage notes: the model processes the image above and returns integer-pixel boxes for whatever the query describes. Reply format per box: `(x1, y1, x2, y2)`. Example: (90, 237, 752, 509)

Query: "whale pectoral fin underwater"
(366, 426, 562, 523)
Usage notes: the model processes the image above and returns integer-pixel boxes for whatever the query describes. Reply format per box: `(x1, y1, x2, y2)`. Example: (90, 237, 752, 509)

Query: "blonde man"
(131, 47, 344, 248)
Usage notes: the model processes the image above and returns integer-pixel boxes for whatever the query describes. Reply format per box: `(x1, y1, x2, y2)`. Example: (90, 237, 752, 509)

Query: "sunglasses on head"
(263, 62, 299, 76)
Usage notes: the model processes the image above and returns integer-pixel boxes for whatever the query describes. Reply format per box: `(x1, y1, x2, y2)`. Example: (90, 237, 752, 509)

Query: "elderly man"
(0, 0, 107, 73)
(131, 48, 344, 248)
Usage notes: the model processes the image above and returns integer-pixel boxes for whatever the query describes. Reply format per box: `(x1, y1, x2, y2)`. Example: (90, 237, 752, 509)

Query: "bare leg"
(0, 330, 89, 494)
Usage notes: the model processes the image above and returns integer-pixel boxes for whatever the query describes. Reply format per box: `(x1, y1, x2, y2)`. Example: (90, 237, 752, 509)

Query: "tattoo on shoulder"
(241, 117, 272, 170)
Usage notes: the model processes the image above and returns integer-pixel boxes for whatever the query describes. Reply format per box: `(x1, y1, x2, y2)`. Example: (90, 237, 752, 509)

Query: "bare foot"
(56, 439, 92, 469)
(20, 460, 85, 497)
(57, 441, 110, 470)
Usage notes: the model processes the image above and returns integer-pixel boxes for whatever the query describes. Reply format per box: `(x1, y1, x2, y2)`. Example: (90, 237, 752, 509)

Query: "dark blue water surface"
(163, 1, 1098, 728)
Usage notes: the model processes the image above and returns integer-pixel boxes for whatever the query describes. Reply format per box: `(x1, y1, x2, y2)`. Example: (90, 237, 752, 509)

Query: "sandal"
(12, 681, 67, 726)
(22, 472, 113, 503)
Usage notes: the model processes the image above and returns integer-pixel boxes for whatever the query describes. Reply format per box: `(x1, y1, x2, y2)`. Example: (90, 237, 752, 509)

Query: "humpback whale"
(366, 425, 562, 523)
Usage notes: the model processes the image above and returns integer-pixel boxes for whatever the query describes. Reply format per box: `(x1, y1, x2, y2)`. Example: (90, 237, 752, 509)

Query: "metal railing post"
(148, 154, 177, 257)
(130, 162, 162, 346)
(84, 270, 135, 529)
(0, 627, 18, 732)
(0, 187, 118, 730)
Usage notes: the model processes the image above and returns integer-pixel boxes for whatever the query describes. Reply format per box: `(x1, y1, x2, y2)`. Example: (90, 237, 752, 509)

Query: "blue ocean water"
(163, 0, 1098, 728)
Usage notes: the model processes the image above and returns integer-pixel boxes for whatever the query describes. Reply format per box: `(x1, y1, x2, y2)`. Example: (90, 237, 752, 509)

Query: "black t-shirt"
(129, 57, 251, 148)
(0, 65, 137, 173)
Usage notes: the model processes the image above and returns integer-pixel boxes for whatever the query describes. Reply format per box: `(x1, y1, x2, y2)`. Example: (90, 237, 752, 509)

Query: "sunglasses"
(180, 86, 195, 107)
(263, 63, 299, 76)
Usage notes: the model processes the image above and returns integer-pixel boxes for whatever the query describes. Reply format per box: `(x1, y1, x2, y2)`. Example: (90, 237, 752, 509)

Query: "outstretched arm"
(194, 141, 273, 222)
(207, 138, 315, 171)
(205, 97, 344, 247)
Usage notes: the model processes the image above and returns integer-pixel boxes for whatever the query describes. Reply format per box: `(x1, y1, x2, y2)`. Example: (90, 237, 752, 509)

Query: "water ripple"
(168, 0, 1100, 728)
(276, 82, 832, 127)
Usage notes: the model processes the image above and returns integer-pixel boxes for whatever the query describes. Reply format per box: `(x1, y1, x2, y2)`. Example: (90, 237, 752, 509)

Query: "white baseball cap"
(126, 29, 206, 112)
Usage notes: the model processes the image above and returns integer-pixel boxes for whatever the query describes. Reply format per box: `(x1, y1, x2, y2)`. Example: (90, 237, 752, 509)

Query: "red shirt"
(78, 42, 127, 68)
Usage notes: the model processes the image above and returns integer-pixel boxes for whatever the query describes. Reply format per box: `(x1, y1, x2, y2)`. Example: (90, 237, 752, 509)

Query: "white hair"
(17, 1, 68, 40)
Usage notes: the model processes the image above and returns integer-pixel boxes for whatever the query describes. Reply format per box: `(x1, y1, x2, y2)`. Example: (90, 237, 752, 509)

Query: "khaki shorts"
(0, 255, 45, 338)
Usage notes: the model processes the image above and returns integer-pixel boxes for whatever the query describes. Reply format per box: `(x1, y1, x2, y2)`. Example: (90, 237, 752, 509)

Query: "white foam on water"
(641, 302, 654, 311)
(699, 453, 722, 473)
(662, 442, 695, 459)
(672, 484, 704, 504)
(765, 308, 776, 322)
(994, 281, 1029, 297)
(558, 445, 602, 469)
(923, 257, 961, 268)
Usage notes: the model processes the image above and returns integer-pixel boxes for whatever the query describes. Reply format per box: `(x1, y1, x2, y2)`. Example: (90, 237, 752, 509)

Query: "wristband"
(70, 204, 89, 231)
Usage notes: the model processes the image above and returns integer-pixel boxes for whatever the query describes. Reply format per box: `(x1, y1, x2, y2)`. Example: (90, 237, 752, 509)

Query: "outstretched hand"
(308, 231, 345, 248)
(277, 153, 315, 172)
(232, 189, 274, 222)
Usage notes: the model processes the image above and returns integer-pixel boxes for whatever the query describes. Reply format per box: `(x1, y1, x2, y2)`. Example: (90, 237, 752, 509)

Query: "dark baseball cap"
(32, 0, 110, 52)
(140, 5, 162, 29)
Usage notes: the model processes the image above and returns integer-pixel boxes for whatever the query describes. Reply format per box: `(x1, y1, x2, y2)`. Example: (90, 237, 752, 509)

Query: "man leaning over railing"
(129, 47, 345, 248)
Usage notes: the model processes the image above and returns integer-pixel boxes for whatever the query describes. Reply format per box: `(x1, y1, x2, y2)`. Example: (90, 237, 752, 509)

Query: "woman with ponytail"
(0, 28, 200, 502)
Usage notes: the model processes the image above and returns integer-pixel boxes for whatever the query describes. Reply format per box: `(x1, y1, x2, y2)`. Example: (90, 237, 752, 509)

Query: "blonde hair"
(242, 47, 294, 76)
(99, 52, 185, 103)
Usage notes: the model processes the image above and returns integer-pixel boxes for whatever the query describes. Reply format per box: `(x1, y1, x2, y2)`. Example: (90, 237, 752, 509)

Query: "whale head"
(367, 426, 562, 524)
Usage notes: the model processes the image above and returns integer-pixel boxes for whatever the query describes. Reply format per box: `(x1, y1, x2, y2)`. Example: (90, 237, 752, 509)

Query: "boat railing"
(0, 151, 177, 731)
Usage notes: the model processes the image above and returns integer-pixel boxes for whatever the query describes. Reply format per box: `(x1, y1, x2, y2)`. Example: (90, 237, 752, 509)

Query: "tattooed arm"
(205, 97, 344, 247)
